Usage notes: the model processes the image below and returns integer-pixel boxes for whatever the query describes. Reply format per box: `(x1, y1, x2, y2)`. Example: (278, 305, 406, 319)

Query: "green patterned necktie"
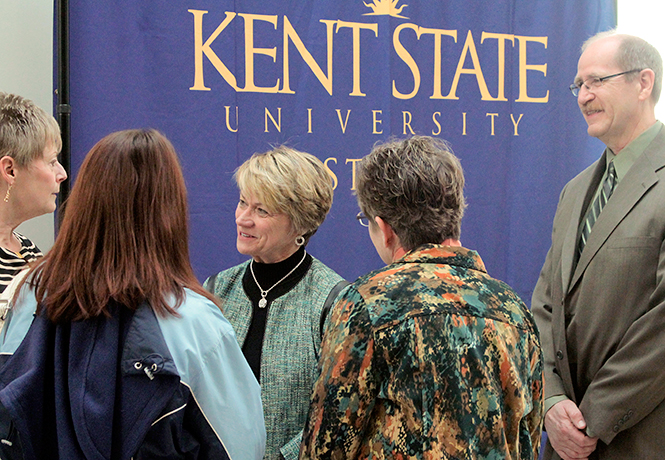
(578, 161, 617, 256)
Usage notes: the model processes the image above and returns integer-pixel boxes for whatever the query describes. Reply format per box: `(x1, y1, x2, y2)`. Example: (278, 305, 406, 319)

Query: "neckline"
(250, 250, 307, 308)
(241, 247, 312, 308)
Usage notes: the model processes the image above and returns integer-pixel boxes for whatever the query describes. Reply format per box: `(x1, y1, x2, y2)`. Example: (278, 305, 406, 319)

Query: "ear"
(0, 156, 16, 184)
(637, 68, 656, 101)
(374, 216, 396, 250)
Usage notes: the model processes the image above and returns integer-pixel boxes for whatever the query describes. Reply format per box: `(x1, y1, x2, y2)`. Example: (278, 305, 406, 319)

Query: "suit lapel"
(570, 128, 665, 291)
(561, 160, 605, 294)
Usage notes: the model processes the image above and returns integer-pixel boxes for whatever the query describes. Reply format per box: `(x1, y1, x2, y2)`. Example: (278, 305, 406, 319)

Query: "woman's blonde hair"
(0, 92, 62, 166)
(235, 146, 334, 242)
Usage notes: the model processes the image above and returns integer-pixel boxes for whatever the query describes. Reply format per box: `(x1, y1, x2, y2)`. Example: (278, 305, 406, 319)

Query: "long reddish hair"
(29, 129, 219, 322)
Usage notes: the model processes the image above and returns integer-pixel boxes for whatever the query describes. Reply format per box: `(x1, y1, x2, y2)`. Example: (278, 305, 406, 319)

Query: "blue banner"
(66, 0, 615, 302)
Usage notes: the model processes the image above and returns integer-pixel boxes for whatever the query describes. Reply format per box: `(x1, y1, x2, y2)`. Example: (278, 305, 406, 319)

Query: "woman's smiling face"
(235, 192, 299, 264)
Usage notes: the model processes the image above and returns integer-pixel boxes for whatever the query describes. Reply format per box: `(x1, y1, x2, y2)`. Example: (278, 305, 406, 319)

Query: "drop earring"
(4, 183, 12, 203)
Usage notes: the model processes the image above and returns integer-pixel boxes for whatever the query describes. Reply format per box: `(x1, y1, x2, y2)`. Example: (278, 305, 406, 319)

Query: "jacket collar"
(567, 124, 665, 292)
(398, 243, 487, 273)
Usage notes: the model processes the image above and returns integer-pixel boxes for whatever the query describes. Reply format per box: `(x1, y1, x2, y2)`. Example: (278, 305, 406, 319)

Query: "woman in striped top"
(0, 92, 67, 293)
(0, 234, 41, 293)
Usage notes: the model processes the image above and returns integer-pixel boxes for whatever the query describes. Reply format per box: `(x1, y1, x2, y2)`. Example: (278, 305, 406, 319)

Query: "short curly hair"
(234, 145, 334, 243)
(356, 136, 466, 251)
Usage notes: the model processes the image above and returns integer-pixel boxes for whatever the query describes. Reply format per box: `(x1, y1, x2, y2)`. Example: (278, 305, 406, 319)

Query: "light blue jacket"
(0, 285, 266, 460)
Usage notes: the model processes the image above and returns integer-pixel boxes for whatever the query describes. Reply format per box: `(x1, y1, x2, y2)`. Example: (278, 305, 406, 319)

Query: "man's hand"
(545, 400, 598, 460)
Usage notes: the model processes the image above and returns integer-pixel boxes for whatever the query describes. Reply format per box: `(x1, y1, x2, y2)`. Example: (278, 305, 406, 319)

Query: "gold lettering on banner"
(511, 113, 524, 135)
(225, 106, 238, 132)
(189, 9, 550, 103)
(515, 35, 549, 103)
(444, 31, 493, 100)
(487, 113, 499, 135)
(264, 107, 281, 132)
(189, 10, 238, 91)
(432, 112, 442, 135)
(345, 158, 362, 190)
(480, 32, 515, 102)
(392, 24, 421, 99)
(336, 109, 351, 133)
(372, 110, 383, 134)
(335, 20, 379, 96)
(324, 157, 339, 189)
(188, 9, 548, 143)
(421, 27, 458, 99)
(392, 24, 458, 100)
(238, 13, 280, 93)
(281, 18, 335, 95)
(213, 106, 527, 136)
(403, 111, 414, 135)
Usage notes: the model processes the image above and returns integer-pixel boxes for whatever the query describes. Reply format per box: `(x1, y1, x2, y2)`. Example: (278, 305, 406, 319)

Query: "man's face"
(575, 37, 643, 151)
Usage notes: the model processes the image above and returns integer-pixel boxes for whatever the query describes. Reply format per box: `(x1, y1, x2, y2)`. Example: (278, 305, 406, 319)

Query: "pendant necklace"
(250, 250, 307, 309)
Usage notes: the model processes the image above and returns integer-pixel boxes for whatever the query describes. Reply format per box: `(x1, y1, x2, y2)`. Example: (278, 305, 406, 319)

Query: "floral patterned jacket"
(300, 244, 544, 459)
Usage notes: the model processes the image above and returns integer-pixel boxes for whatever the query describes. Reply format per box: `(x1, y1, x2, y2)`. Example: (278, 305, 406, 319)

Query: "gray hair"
(0, 92, 62, 166)
(356, 136, 466, 251)
(234, 145, 334, 242)
(583, 31, 663, 103)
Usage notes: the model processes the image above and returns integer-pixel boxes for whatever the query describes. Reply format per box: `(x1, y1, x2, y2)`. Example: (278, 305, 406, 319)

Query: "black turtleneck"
(241, 246, 312, 381)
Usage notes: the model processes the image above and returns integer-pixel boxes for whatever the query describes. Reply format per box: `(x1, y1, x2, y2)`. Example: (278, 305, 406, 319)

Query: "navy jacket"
(0, 289, 265, 460)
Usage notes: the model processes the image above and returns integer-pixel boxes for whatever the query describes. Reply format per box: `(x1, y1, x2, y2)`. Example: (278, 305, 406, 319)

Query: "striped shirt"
(0, 233, 41, 294)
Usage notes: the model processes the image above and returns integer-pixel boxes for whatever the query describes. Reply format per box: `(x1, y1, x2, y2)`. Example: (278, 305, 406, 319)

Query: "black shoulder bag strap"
(319, 280, 350, 340)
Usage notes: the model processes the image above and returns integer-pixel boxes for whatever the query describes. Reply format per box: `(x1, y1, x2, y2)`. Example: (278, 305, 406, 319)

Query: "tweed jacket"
(301, 245, 544, 459)
(532, 123, 665, 459)
(206, 257, 343, 460)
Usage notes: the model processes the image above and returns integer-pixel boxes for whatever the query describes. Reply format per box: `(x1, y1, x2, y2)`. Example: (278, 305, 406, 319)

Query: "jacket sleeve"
(0, 284, 38, 356)
(531, 187, 568, 401)
(300, 288, 379, 459)
(580, 236, 665, 444)
(280, 431, 303, 460)
(157, 294, 266, 460)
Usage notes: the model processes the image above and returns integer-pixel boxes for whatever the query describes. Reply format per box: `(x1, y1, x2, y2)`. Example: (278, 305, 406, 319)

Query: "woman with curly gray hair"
(301, 135, 543, 460)
(205, 146, 346, 460)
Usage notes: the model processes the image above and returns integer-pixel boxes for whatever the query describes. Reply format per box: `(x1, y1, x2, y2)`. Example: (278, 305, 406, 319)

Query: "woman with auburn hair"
(0, 129, 265, 460)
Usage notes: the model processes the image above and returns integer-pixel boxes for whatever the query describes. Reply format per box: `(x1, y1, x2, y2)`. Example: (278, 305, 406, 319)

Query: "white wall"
(0, 0, 56, 252)
(617, 1, 665, 121)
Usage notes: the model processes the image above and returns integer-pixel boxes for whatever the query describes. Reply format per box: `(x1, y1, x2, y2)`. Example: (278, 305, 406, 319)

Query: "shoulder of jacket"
(206, 261, 250, 291)
(307, 257, 343, 284)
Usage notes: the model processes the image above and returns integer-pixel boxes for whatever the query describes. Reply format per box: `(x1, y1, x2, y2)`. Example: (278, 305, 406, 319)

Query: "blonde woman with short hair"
(0, 92, 67, 295)
(205, 146, 346, 460)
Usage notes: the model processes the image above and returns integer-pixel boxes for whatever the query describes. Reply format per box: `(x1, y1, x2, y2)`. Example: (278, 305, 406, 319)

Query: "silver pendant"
(259, 298, 268, 308)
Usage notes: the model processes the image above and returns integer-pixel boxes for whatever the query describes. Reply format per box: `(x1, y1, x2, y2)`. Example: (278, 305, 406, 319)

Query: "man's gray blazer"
(532, 124, 665, 459)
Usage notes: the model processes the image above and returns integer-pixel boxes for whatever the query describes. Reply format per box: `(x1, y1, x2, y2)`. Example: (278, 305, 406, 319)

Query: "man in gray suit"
(533, 31, 665, 459)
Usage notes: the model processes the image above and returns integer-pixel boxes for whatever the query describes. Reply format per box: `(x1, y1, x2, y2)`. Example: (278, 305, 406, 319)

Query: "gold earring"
(3, 183, 11, 203)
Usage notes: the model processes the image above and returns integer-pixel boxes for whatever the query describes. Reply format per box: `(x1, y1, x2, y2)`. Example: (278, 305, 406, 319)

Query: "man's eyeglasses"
(569, 69, 643, 97)
(356, 212, 370, 227)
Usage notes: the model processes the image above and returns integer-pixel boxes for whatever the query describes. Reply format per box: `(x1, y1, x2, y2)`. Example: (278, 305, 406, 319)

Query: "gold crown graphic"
(363, 0, 409, 19)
